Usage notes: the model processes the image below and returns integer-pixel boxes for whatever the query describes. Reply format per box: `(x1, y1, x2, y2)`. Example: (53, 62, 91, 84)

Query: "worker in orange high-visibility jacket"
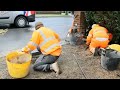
(22, 22, 62, 75)
(86, 24, 113, 56)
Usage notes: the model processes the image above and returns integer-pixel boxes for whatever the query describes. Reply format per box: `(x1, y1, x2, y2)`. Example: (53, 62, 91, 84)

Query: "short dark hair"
(35, 22, 43, 28)
(35, 22, 44, 30)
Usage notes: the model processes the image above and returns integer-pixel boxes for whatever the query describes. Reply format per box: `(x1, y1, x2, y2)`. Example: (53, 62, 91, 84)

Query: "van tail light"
(31, 11, 36, 15)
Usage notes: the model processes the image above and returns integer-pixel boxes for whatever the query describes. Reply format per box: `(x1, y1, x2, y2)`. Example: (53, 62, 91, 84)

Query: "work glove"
(85, 44, 89, 50)
(21, 48, 29, 54)
(85, 41, 90, 50)
(21, 48, 25, 52)
(86, 42, 90, 46)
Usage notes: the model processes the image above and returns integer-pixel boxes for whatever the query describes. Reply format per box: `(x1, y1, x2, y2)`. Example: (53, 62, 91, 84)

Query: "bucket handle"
(101, 48, 106, 56)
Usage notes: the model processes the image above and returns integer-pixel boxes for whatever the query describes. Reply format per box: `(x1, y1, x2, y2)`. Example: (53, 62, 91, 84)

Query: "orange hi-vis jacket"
(22, 27, 62, 56)
(86, 24, 111, 45)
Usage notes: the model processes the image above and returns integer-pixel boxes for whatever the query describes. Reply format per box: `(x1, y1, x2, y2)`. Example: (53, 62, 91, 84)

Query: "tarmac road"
(0, 16, 73, 55)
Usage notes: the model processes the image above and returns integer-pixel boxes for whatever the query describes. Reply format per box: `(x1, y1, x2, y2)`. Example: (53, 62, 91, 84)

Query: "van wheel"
(14, 16, 28, 28)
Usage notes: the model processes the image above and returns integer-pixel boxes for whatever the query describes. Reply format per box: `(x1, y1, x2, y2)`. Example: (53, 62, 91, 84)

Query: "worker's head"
(92, 24, 99, 29)
(35, 22, 44, 30)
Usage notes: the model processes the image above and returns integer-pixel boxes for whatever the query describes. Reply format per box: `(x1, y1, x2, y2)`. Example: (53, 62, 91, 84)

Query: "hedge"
(84, 11, 120, 44)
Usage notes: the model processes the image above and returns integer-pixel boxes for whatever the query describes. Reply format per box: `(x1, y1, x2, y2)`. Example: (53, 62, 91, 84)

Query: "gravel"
(0, 44, 120, 79)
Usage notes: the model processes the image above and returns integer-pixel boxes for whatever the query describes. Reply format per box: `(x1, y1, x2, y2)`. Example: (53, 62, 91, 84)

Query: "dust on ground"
(0, 44, 120, 79)
(0, 29, 8, 35)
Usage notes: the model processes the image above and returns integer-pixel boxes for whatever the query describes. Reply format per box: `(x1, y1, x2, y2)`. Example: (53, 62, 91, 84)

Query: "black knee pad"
(33, 65, 38, 71)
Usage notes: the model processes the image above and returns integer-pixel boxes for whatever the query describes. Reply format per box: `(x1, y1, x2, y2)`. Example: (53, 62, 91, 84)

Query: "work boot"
(93, 47, 99, 56)
(51, 61, 61, 75)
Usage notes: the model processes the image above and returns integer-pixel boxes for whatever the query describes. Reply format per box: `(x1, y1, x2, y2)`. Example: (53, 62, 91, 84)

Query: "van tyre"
(14, 16, 28, 28)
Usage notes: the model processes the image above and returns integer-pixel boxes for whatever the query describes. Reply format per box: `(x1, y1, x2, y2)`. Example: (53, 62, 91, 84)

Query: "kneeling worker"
(86, 23, 113, 56)
(22, 22, 62, 75)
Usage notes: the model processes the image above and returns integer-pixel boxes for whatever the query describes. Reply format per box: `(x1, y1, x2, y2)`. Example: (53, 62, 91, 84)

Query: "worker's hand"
(84, 44, 89, 50)
(86, 42, 90, 46)
(67, 33, 70, 37)
(77, 29, 80, 32)
(21, 48, 25, 52)
(22, 50, 28, 53)
(21, 48, 28, 53)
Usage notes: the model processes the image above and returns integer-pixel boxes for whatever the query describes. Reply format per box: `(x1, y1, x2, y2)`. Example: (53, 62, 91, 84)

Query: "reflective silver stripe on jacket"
(40, 36, 56, 47)
(95, 38, 108, 41)
(37, 30, 58, 47)
(94, 30, 106, 34)
(37, 30, 60, 53)
(28, 41, 38, 47)
(44, 43, 60, 52)
(37, 30, 46, 39)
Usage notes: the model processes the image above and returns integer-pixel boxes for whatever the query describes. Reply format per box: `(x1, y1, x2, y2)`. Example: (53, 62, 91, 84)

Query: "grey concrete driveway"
(0, 17, 73, 56)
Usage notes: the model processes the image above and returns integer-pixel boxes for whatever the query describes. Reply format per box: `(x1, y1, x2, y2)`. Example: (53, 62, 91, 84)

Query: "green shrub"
(85, 11, 120, 44)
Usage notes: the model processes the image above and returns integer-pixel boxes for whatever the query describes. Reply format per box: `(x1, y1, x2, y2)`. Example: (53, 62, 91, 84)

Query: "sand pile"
(9, 54, 30, 64)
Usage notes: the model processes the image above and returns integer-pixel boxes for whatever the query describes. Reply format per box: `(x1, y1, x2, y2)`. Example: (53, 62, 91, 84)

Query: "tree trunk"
(73, 11, 86, 35)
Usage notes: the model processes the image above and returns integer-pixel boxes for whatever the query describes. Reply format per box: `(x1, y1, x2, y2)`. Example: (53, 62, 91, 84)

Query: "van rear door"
(24, 11, 35, 22)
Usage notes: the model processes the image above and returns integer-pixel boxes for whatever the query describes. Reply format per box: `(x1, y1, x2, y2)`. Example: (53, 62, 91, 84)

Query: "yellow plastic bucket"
(6, 51, 32, 78)
(107, 44, 120, 52)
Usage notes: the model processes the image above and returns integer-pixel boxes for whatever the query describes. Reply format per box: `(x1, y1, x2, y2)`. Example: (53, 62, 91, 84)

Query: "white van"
(0, 11, 36, 28)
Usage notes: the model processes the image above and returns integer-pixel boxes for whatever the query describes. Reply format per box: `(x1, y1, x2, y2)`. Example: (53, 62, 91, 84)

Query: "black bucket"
(101, 49, 120, 71)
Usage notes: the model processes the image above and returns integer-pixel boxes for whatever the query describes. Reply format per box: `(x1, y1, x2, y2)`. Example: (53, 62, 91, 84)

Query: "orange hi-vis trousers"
(89, 38, 109, 54)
